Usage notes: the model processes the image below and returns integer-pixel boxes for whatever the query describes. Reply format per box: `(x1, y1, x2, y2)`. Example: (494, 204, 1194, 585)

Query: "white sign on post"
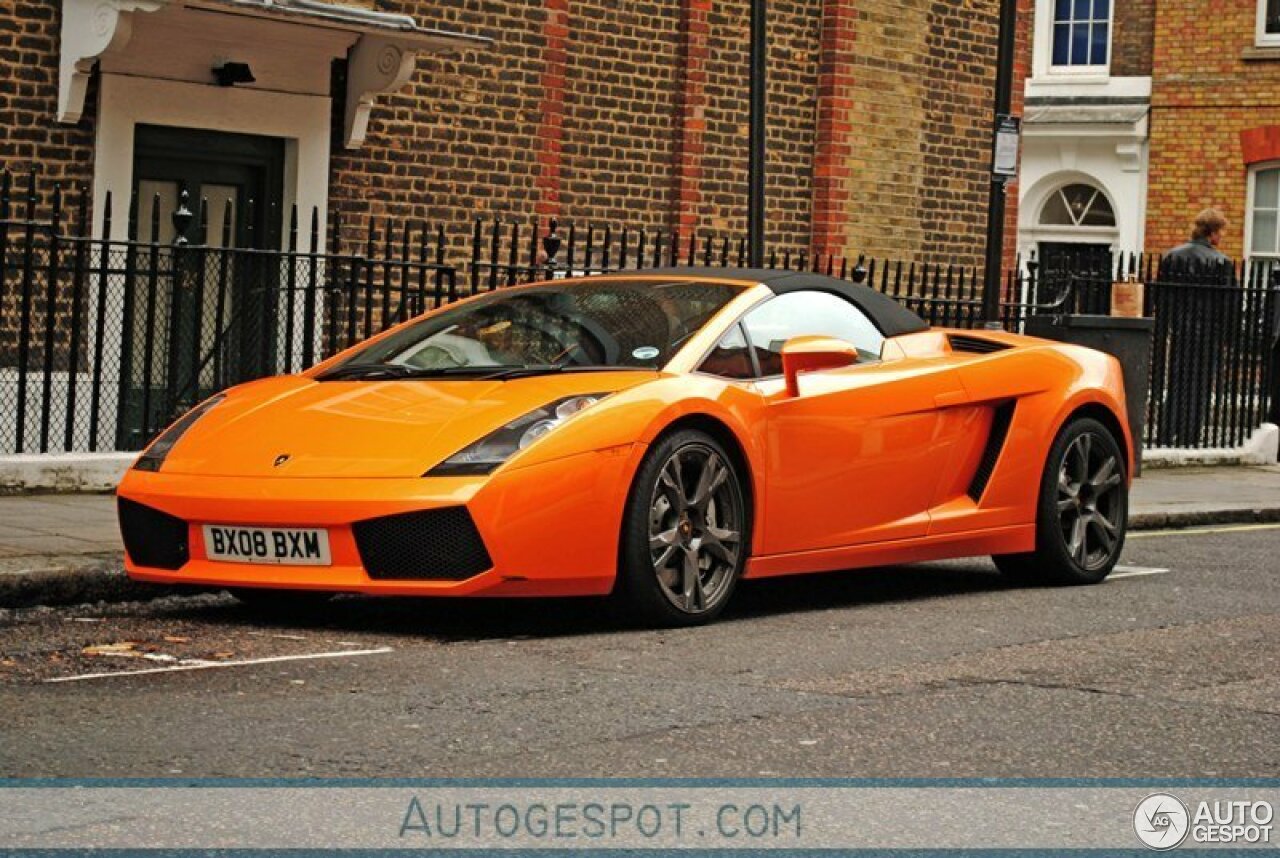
(992, 114, 1021, 180)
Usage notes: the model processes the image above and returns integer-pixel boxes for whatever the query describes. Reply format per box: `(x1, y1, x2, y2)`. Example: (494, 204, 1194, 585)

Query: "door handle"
(934, 390, 968, 408)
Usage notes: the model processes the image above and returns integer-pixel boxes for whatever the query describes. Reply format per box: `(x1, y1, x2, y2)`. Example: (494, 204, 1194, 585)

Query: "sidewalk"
(0, 465, 1277, 608)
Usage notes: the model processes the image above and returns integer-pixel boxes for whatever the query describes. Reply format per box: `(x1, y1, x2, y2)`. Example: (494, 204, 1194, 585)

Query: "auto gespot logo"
(1134, 793, 1273, 849)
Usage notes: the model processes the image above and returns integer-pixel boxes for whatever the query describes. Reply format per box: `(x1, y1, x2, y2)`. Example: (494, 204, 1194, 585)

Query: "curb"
(1128, 506, 1280, 531)
(3, 507, 1279, 611)
(0, 556, 184, 611)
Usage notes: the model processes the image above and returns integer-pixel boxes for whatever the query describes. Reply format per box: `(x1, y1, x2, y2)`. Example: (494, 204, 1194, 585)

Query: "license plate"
(202, 525, 332, 566)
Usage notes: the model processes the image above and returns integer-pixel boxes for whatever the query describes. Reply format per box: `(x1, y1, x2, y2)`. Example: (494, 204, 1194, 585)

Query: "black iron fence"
(0, 173, 455, 454)
(1032, 251, 1280, 450)
(2, 171, 1277, 456)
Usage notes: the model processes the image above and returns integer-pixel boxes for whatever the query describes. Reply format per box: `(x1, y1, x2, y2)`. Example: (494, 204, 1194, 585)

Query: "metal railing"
(2, 171, 1276, 456)
(0, 173, 455, 453)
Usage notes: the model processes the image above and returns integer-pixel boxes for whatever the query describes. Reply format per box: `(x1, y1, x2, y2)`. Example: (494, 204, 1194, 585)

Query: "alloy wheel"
(647, 443, 743, 615)
(1056, 431, 1124, 571)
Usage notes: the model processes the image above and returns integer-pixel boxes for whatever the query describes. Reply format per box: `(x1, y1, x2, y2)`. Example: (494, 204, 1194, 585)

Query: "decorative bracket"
(343, 34, 418, 149)
(59, 0, 168, 123)
(1115, 142, 1143, 173)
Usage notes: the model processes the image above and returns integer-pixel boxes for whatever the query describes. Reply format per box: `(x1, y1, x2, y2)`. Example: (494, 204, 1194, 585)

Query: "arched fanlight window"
(1038, 183, 1116, 227)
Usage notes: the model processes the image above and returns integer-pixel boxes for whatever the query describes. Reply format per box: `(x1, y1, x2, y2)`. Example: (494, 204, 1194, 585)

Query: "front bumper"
(116, 446, 639, 597)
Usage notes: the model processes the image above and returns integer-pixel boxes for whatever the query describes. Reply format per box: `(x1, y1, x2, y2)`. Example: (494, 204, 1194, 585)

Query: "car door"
(737, 291, 967, 554)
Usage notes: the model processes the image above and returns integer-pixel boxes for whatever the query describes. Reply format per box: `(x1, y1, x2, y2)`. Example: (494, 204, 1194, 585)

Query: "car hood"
(159, 371, 658, 478)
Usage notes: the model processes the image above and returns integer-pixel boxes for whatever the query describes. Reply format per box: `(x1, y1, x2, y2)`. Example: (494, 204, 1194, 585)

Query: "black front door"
(1038, 241, 1114, 313)
(120, 126, 284, 447)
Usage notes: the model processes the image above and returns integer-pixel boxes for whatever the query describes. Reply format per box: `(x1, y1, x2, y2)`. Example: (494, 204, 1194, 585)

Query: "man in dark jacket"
(1158, 208, 1234, 447)
(1163, 208, 1230, 270)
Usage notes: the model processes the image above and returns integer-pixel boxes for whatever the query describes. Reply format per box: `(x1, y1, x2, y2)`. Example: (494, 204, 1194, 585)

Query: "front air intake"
(352, 507, 493, 580)
(118, 497, 190, 570)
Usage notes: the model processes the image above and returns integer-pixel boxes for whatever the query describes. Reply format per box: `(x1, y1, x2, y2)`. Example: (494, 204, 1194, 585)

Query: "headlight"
(427, 394, 605, 476)
(133, 394, 226, 472)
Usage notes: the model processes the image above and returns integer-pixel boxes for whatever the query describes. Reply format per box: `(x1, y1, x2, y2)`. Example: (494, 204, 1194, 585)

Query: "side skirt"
(743, 524, 1036, 579)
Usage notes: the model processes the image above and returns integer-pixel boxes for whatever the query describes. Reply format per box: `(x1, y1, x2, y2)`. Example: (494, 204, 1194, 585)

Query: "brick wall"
(1112, 0, 1154, 78)
(0, 2, 97, 374)
(1147, 0, 1280, 259)
(0, 0, 1003, 265)
(917, 0, 999, 268)
(0, 3, 95, 212)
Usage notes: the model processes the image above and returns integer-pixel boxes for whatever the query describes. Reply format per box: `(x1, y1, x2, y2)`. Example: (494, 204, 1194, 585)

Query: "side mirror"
(780, 336, 860, 397)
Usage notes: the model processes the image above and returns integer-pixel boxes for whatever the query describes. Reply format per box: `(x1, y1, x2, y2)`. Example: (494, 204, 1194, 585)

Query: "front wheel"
(993, 417, 1128, 585)
(613, 429, 749, 627)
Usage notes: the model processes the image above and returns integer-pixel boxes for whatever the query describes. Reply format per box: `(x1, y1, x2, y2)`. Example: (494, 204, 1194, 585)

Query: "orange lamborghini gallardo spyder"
(118, 268, 1132, 626)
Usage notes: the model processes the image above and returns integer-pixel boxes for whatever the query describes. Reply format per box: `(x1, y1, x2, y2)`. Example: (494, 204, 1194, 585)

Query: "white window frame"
(1046, 0, 1114, 76)
(1245, 162, 1280, 280)
(1258, 0, 1280, 47)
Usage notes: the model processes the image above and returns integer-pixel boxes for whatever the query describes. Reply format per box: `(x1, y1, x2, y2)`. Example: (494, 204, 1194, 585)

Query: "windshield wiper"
(320, 363, 646, 382)
(478, 364, 643, 380)
(320, 364, 519, 381)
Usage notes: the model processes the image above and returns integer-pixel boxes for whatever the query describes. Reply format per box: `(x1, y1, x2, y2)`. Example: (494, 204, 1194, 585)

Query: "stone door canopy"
(59, 0, 490, 148)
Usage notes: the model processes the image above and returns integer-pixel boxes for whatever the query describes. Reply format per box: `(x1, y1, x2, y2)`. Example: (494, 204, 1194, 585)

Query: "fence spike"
(23, 168, 36, 221)
(309, 207, 320, 255)
(100, 190, 113, 241)
(197, 196, 209, 246)
(148, 191, 161, 244)
(76, 183, 89, 238)
(126, 189, 139, 241)
(566, 222, 577, 274)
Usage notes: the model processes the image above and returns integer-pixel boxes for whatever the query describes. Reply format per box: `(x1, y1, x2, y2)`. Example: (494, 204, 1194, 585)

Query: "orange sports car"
(118, 268, 1132, 625)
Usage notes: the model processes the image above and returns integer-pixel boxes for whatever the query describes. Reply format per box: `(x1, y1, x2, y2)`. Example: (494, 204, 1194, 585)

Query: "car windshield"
(320, 278, 741, 379)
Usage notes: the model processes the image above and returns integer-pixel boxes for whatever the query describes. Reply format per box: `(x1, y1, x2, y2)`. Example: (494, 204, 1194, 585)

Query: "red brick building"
(1148, 0, 1280, 269)
(1014, 0, 1280, 277)
(0, 0, 1003, 264)
(0, 0, 1011, 454)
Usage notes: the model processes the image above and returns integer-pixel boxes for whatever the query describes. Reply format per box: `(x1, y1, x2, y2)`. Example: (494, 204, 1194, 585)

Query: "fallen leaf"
(211, 651, 235, 660)
(83, 642, 140, 656)
(163, 636, 190, 644)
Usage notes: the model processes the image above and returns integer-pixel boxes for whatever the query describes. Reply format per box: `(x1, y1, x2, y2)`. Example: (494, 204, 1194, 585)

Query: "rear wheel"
(993, 416, 1127, 585)
(614, 429, 749, 626)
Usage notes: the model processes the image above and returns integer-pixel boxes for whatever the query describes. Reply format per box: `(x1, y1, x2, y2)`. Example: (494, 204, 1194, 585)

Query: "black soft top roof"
(644, 266, 929, 337)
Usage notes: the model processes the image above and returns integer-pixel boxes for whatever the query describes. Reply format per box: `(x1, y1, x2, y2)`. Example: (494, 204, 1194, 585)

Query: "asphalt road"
(1, 525, 1277, 778)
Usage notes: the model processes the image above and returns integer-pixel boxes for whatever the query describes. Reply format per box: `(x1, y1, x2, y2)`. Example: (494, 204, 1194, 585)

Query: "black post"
(747, 0, 766, 268)
(981, 0, 1018, 325)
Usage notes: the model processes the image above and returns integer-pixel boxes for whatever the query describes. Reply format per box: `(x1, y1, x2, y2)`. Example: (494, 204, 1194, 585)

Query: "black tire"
(993, 416, 1128, 585)
(613, 429, 750, 627)
(229, 588, 333, 613)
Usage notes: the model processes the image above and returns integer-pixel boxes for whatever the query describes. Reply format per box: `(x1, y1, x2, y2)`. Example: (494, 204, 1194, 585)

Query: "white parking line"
(1129, 522, 1280, 538)
(1109, 565, 1171, 580)
(45, 647, 394, 683)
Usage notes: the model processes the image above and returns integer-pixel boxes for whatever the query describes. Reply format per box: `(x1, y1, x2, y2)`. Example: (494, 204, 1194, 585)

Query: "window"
(699, 324, 756, 379)
(1260, 0, 1280, 44)
(1051, 0, 1110, 68)
(1038, 184, 1116, 228)
(1249, 167, 1280, 273)
(740, 291, 884, 377)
